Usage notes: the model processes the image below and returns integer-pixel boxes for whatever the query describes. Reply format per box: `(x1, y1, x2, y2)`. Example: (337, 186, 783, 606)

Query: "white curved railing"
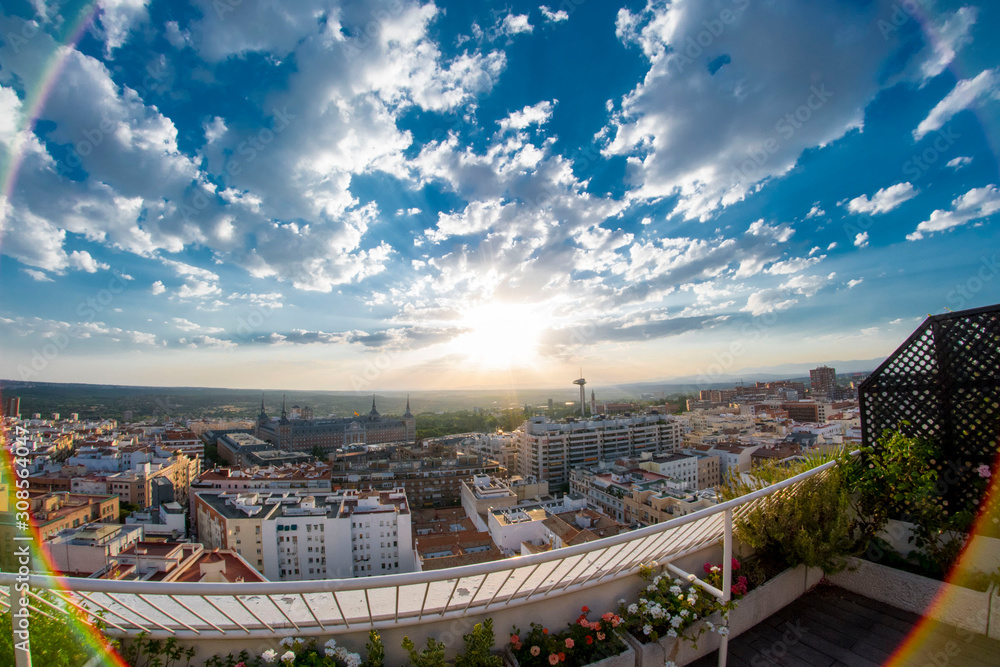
(1, 460, 838, 650)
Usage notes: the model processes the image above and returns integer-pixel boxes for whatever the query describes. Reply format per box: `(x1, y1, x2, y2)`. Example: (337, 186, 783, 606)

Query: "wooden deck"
(688, 584, 1000, 666)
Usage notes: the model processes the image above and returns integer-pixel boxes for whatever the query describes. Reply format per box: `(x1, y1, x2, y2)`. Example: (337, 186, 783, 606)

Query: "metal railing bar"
(105, 593, 175, 634)
(524, 561, 563, 601)
(540, 552, 588, 597)
(394, 586, 400, 623)
(299, 594, 325, 631)
(75, 592, 150, 633)
(573, 546, 616, 588)
(505, 563, 542, 603)
(461, 575, 486, 613)
(169, 595, 225, 634)
(416, 582, 431, 621)
(439, 578, 461, 616)
(203, 596, 249, 634)
(45, 590, 132, 634)
(234, 595, 274, 632)
(482, 568, 515, 611)
(268, 595, 301, 631)
(136, 594, 200, 634)
(363, 589, 373, 625)
(331, 591, 349, 629)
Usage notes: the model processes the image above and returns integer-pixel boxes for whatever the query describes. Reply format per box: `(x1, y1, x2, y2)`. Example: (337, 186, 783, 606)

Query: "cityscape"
(1, 0, 999, 665)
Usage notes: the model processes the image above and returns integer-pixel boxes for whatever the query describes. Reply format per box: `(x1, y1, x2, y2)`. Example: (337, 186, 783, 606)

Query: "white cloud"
(743, 290, 798, 317)
(172, 317, 224, 334)
(847, 278, 863, 289)
(826, 242, 838, 251)
(907, 185, 1000, 241)
(22, 268, 53, 282)
(805, 204, 825, 219)
(94, 0, 150, 57)
(913, 7, 978, 82)
(500, 14, 533, 36)
(914, 68, 1000, 140)
(68, 250, 111, 273)
(498, 100, 556, 132)
(766, 256, 824, 275)
(203, 116, 227, 144)
(603, 0, 950, 221)
(847, 182, 919, 215)
(151, 280, 166, 295)
(946, 156, 972, 170)
(540, 6, 569, 23)
(182, 335, 235, 349)
(854, 232, 869, 248)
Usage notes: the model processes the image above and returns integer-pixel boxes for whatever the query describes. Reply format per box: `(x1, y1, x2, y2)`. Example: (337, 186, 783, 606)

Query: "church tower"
(403, 395, 416, 444)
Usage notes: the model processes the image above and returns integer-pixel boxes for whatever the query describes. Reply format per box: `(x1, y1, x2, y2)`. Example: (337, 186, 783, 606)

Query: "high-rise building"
(515, 414, 684, 486)
(809, 366, 837, 396)
(4, 396, 20, 418)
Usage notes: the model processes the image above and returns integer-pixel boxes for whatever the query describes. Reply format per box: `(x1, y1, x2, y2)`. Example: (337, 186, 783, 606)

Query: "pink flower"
(978, 464, 991, 478)
(732, 557, 741, 571)
(703, 562, 713, 573)
(531, 646, 541, 657)
(549, 654, 559, 665)
(565, 638, 575, 649)
(597, 632, 605, 640)
(510, 634, 520, 645)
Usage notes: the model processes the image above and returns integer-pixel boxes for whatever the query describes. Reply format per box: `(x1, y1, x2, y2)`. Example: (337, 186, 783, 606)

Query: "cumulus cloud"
(172, 317, 224, 334)
(498, 100, 556, 132)
(68, 250, 111, 273)
(499, 14, 533, 36)
(906, 185, 1000, 241)
(847, 182, 918, 215)
(603, 0, 952, 221)
(540, 6, 569, 23)
(151, 281, 166, 295)
(914, 68, 1000, 140)
(805, 204, 825, 219)
(854, 232, 869, 248)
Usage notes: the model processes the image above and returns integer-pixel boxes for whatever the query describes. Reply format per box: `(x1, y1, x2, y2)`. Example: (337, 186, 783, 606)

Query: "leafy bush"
(455, 619, 502, 667)
(401, 636, 446, 667)
(721, 451, 853, 574)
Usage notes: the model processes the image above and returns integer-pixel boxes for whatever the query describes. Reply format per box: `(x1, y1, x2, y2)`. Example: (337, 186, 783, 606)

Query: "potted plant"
(456, 619, 503, 667)
(617, 562, 742, 667)
(830, 429, 999, 635)
(507, 607, 634, 667)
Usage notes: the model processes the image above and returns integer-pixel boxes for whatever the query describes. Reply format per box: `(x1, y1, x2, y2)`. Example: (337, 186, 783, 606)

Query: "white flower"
(670, 615, 683, 628)
(705, 621, 715, 631)
(619, 598, 626, 605)
(280, 637, 294, 647)
(643, 624, 652, 636)
(669, 585, 682, 595)
(280, 650, 295, 663)
(335, 646, 349, 659)
(679, 610, 689, 618)
(345, 654, 362, 667)
(673, 579, 683, 586)
(710, 566, 720, 573)
(262, 649, 277, 664)
(324, 638, 337, 649)
(717, 627, 730, 636)
(325, 648, 336, 658)
(647, 584, 657, 592)
(667, 629, 677, 638)
(628, 603, 639, 614)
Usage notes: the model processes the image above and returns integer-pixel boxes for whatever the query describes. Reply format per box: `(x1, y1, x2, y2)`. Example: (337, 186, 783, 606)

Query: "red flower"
(703, 562, 713, 573)
(558, 652, 566, 662)
(543, 628, 548, 634)
(586, 635, 593, 645)
(510, 634, 520, 645)
(732, 557, 741, 571)
(581, 605, 590, 613)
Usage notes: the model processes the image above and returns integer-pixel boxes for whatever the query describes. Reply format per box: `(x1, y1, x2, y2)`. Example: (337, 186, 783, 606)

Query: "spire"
(261, 395, 265, 411)
(369, 395, 380, 419)
(279, 394, 290, 424)
(404, 395, 412, 417)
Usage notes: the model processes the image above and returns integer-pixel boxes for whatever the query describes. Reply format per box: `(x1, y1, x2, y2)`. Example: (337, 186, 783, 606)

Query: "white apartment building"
(516, 414, 683, 485)
(194, 487, 414, 581)
(638, 454, 699, 490)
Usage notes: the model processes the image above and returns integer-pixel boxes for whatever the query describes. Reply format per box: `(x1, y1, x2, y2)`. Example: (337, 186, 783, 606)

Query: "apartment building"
(515, 414, 683, 486)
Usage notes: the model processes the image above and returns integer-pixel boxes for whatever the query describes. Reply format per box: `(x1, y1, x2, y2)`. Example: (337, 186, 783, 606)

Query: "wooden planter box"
(503, 633, 635, 667)
(622, 565, 822, 666)
(829, 556, 992, 635)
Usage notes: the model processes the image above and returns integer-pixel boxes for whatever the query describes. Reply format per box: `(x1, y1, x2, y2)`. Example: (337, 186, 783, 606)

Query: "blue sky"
(0, 0, 998, 391)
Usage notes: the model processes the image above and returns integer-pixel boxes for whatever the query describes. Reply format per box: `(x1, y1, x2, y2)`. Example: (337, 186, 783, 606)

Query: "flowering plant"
(618, 563, 738, 647)
(510, 607, 626, 666)
(256, 637, 361, 666)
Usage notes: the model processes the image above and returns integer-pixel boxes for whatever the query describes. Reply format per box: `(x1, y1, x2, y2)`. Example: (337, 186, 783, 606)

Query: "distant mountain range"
(1, 357, 885, 420)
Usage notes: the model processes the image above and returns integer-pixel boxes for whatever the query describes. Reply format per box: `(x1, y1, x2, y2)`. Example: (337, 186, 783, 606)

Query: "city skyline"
(1, 0, 999, 391)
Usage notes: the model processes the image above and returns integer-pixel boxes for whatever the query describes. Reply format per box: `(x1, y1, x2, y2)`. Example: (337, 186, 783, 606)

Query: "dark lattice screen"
(860, 304, 1000, 534)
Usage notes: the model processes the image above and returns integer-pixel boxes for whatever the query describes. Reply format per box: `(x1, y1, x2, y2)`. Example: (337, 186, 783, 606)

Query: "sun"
(453, 303, 546, 369)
